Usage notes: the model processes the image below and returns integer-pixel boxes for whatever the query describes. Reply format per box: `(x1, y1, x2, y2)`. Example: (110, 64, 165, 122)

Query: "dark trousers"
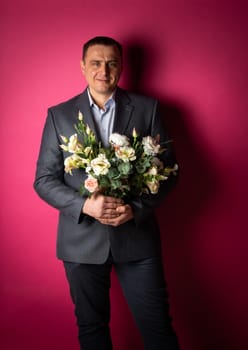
(63, 253, 180, 350)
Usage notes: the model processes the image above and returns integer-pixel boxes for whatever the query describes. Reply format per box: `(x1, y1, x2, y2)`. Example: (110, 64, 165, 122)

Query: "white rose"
(90, 154, 111, 176)
(115, 146, 136, 162)
(142, 136, 160, 156)
(109, 133, 130, 147)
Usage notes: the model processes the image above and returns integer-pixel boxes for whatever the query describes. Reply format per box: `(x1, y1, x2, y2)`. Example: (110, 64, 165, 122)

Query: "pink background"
(1, 0, 248, 349)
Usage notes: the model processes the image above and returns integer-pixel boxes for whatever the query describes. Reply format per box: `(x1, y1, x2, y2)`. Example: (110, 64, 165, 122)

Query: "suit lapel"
(113, 88, 134, 135)
(75, 89, 100, 140)
(75, 87, 134, 140)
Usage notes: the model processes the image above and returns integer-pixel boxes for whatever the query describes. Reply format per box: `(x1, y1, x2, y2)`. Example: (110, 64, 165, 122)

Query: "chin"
(96, 87, 115, 95)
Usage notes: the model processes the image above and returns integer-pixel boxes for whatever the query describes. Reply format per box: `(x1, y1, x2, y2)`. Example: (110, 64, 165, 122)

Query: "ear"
(80, 59, 85, 75)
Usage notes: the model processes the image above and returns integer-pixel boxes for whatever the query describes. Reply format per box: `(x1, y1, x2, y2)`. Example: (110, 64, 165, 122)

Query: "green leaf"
(107, 167, 119, 179)
(118, 162, 132, 175)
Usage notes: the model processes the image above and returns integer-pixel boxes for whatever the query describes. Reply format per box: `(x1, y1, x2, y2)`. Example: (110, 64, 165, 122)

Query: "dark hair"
(82, 36, 123, 60)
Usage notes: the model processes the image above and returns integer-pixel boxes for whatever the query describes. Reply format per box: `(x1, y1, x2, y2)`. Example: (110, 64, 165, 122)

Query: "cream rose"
(109, 133, 130, 147)
(90, 154, 111, 176)
(115, 146, 136, 162)
(142, 136, 160, 156)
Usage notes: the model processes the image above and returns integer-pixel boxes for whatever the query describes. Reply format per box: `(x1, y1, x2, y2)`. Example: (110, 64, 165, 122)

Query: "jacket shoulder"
(116, 87, 158, 107)
(48, 93, 82, 113)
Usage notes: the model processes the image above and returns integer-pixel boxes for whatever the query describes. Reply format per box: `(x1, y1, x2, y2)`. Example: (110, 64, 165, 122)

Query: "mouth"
(96, 78, 110, 83)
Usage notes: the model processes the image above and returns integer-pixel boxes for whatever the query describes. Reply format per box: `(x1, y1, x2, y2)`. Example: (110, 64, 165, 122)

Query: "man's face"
(80, 44, 122, 98)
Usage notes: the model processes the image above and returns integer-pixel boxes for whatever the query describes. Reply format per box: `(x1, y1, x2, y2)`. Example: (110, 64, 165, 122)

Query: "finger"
(116, 205, 125, 214)
(99, 208, 120, 218)
(101, 213, 120, 219)
(104, 196, 124, 204)
(98, 215, 123, 225)
(98, 218, 117, 225)
(103, 202, 122, 210)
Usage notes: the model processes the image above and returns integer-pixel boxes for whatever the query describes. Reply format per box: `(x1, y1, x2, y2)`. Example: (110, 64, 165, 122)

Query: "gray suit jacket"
(34, 87, 177, 263)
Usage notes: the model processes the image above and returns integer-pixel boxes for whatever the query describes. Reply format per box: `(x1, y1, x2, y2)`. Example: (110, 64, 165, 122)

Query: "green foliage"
(60, 111, 178, 198)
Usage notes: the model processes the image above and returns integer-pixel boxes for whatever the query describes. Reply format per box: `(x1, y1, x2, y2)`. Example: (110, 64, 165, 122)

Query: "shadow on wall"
(119, 37, 242, 350)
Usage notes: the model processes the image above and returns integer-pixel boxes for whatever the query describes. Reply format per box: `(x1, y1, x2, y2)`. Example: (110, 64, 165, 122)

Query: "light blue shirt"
(87, 89, 116, 148)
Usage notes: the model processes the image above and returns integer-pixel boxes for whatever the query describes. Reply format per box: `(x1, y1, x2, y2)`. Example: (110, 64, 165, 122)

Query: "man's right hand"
(82, 192, 123, 221)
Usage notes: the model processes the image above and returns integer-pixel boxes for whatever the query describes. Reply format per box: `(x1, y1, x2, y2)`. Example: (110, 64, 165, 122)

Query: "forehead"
(84, 44, 121, 61)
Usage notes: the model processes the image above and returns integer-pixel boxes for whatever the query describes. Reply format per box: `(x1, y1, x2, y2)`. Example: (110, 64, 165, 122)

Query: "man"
(34, 36, 180, 350)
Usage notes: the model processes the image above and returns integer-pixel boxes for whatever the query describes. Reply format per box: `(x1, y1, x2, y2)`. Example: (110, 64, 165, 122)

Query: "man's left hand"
(98, 204, 134, 227)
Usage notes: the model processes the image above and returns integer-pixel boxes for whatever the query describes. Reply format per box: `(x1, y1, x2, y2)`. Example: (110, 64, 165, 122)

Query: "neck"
(88, 89, 114, 109)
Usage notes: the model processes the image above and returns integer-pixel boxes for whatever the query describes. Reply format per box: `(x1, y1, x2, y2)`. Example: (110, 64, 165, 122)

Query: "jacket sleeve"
(128, 100, 178, 226)
(33, 109, 86, 224)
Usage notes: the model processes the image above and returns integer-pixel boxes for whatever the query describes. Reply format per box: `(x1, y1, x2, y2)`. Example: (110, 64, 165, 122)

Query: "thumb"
(116, 205, 126, 214)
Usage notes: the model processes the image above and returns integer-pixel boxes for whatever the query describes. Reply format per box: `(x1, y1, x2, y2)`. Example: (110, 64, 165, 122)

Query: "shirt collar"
(87, 88, 116, 110)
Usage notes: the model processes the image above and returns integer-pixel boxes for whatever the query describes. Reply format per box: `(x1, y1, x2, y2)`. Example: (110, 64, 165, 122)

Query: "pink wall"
(1, 1, 248, 349)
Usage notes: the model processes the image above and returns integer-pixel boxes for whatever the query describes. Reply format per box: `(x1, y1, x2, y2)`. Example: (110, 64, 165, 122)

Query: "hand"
(82, 192, 123, 220)
(98, 204, 134, 227)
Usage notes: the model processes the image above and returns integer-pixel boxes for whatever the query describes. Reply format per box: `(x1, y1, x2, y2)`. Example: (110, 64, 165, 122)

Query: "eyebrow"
(90, 59, 119, 62)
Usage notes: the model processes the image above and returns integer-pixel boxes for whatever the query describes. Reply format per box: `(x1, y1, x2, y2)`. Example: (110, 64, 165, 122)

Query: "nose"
(101, 63, 109, 75)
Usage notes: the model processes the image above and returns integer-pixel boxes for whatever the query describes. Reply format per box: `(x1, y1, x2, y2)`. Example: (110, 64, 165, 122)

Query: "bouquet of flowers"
(60, 111, 178, 199)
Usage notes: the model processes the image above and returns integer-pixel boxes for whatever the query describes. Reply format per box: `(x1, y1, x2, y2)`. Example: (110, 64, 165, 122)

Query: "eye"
(108, 61, 118, 68)
(91, 61, 101, 67)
